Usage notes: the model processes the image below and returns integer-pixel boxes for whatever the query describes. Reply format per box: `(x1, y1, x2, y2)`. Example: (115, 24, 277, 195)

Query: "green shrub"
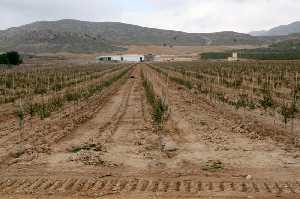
(0, 51, 22, 65)
(0, 54, 9, 65)
(6, 51, 22, 65)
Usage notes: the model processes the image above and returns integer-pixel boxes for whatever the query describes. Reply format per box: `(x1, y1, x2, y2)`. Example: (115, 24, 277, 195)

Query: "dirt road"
(0, 65, 299, 199)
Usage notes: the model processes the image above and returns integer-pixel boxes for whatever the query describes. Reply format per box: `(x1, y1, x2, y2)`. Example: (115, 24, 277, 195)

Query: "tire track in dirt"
(95, 66, 166, 169)
(0, 176, 299, 197)
(92, 76, 134, 145)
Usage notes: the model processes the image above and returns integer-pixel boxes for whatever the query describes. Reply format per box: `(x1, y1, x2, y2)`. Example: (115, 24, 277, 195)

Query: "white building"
(228, 52, 238, 61)
(97, 54, 145, 62)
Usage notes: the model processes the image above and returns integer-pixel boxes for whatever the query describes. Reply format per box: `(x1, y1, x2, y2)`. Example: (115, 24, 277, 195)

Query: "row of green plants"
(156, 61, 300, 92)
(150, 63, 299, 127)
(16, 68, 131, 122)
(141, 70, 168, 127)
(161, 64, 295, 101)
(0, 65, 121, 104)
(0, 65, 117, 89)
(154, 61, 299, 102)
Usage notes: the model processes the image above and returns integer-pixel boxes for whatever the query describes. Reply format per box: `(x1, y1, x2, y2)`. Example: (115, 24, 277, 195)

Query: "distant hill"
(0, 29, 125, 53)
(250, 21, 300, 36)
(0, 19, 265, 53)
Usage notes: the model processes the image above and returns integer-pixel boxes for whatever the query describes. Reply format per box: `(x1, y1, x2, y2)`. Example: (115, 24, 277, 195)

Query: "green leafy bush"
(0, 51, 23, 65)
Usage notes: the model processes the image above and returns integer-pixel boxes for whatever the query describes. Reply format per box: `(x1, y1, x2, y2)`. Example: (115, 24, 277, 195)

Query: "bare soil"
(0, 65, 299, 199)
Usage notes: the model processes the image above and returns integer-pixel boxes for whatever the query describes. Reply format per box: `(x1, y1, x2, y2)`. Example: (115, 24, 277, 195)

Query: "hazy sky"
(1, 0, 300, 33)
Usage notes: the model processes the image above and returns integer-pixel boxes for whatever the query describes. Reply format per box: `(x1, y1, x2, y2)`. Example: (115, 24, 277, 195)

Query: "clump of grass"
(71, 147, 82, 153)
(202, 160, 224, 172)
(70, 143, 104, 153)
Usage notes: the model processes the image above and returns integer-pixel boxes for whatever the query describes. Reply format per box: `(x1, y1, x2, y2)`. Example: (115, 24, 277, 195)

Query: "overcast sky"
(0, 0, 300, 33)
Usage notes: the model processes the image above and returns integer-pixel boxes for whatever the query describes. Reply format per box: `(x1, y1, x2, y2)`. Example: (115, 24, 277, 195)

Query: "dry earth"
(33, 45, 260, 62)
(0, 64, 299, 199)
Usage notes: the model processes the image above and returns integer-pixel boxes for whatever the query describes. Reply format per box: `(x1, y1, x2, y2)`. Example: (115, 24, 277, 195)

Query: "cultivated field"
(0, 59, 300, 199)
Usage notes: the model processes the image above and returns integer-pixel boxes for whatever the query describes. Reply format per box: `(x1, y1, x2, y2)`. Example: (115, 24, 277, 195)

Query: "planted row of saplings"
(161, 64, 299, 115)
(16, 68, 131, 123)
(0, 66, 121, 104)
(162, 64, 294, 101)
(141, 70, 168, 127)
(0, 63, 118, 90)
(159, 61, 298, 97)
(158, 61, 300, 85)
(200, 80, 299, 127)
(0, 67, 128, 125)
(150, 64, 299, 128)
(156, 64, 297, 107)
(149, 65, 193, 89)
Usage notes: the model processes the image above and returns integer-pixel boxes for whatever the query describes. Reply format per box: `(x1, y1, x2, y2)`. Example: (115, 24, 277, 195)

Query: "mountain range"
(0, 19, 300, 53)
(250, 21, 300, 36)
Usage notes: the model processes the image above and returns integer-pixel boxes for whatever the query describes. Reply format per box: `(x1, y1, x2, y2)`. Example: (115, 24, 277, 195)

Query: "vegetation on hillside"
(201, 51, 300, 60)
(201, 40, 300, 60)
